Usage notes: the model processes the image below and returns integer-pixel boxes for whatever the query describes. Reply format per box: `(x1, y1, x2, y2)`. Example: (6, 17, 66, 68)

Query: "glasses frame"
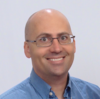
(26, 34, 75, 47)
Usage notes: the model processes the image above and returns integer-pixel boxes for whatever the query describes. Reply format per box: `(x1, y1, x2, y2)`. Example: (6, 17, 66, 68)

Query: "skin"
(24, 9, 76, 99)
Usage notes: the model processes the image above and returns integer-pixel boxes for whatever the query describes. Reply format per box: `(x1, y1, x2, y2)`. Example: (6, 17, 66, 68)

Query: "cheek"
(30, 47, 49, 72)
(30, 47, 48, 61)
(64, 44, 75, 54)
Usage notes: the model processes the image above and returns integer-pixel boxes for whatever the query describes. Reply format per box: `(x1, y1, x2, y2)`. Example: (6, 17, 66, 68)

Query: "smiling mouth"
(47, 57, 65, 61)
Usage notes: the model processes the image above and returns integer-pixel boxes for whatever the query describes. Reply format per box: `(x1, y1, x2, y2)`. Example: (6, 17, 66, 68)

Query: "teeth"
(49, 58, 63, 61)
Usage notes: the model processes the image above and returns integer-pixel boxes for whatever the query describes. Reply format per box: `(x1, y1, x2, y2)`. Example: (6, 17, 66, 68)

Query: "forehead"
(36, 32, 71, 38)
(28, 11, 72, 39)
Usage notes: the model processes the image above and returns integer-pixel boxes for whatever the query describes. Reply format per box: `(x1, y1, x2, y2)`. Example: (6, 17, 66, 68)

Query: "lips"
(49, 58, 63, 61)
(46, 56, 65, 65)
(47, 56, 65, 61)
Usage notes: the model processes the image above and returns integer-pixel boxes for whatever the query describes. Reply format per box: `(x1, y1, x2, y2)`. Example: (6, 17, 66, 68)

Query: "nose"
(49, 38, 62, 53)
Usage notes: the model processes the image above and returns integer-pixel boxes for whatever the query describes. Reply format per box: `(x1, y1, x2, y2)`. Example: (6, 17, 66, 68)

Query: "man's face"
(24, 12, 75, 78)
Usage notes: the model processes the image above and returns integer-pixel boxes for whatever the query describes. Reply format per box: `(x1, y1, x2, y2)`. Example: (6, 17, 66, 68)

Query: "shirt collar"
(64, 74, 72, 98)
(67, 73, 72, 88)
(29, 69, 51, 99)
(29, 69, 72, 98)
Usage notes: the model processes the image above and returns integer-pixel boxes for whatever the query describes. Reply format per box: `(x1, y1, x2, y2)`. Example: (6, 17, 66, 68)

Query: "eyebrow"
(36, 32, 71, 38)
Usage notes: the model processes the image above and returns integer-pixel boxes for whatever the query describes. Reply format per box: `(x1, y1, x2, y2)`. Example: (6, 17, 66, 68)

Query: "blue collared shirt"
(0, 69, 100, 99)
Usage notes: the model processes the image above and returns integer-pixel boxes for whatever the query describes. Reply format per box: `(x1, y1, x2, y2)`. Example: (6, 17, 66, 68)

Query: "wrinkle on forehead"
(25, 8, 72, 40)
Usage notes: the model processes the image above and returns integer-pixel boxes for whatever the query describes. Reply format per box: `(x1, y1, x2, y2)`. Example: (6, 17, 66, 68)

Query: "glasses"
(26, 33, 75, 47)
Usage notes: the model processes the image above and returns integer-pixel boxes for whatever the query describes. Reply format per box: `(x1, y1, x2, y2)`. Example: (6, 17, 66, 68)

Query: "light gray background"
(0, 0, 100, 94)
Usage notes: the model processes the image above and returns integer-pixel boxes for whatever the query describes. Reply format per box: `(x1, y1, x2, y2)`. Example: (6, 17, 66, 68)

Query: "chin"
(50, 70, 67, 77)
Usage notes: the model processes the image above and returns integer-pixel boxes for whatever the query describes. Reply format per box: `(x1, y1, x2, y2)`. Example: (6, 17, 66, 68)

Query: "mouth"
(46, 56, 65, 64)
(47, 57, 64, 61)
(49, 57, 63, 61)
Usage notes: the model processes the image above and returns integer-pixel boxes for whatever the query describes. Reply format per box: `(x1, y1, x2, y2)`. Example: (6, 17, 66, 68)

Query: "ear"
(24, 42, 31, 58)
(73, 39, 76, 53)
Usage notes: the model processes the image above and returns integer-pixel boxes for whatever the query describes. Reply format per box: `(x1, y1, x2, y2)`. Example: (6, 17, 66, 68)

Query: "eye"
(61, 35, 68, 40)
(40, 37, 48, 42)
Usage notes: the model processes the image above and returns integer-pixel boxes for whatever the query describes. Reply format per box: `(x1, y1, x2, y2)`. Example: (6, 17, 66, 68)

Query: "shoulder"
(0, 78, 33, 99)
(70, 77, 100, 97)
(71, 76, 100, 88)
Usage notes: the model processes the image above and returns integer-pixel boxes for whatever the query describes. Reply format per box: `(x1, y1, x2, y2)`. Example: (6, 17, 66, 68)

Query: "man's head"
(24, 9, 76, 79)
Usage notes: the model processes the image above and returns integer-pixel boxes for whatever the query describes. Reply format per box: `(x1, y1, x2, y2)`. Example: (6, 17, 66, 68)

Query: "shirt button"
(49, 92, 53, 96)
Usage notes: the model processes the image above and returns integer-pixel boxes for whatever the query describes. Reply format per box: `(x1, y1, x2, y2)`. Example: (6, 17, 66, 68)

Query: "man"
(0, 9, 100, 99)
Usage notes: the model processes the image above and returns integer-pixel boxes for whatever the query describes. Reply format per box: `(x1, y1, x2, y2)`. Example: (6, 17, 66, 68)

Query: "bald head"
(25, 9, 72, 40)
